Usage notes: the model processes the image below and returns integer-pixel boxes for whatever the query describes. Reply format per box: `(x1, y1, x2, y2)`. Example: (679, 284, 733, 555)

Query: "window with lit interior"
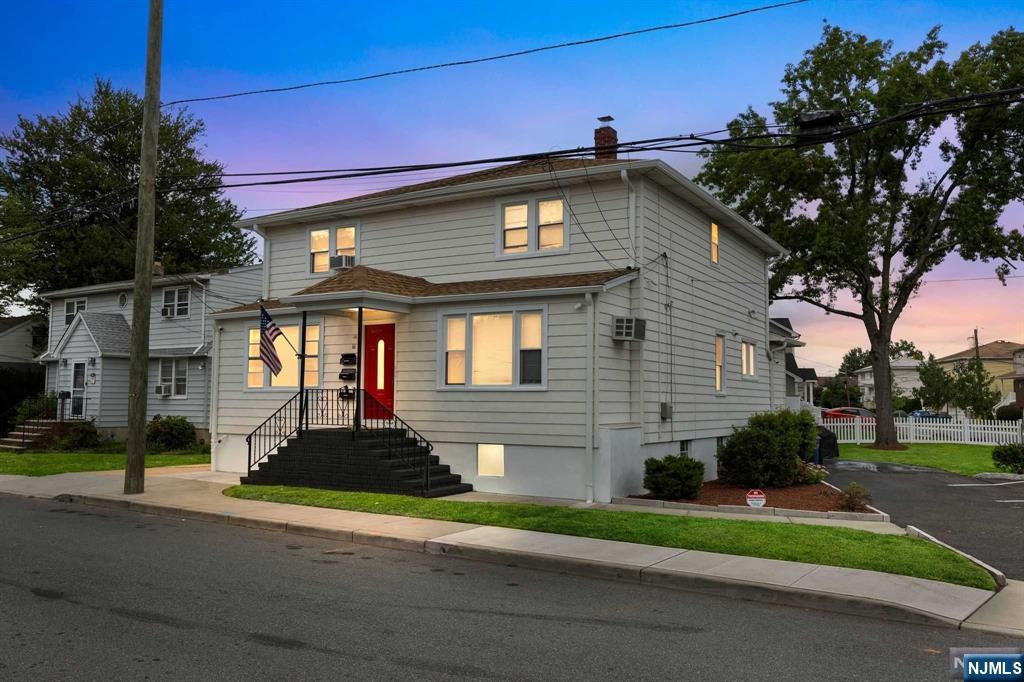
(247, 324, 320, 388)
(442, 309, 544, 388)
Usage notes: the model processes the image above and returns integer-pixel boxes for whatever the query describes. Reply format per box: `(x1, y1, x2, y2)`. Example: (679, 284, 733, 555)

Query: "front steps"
(0, 420, 61, 451)
(241, 427, 473, 498)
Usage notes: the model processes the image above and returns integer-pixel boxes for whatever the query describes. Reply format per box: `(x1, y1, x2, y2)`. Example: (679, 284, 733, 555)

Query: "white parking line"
(995, 500, 1024, 503)
(947, 480, 1024, 487)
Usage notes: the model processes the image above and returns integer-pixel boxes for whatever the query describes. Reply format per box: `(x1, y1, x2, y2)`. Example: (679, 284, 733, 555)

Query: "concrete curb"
(39, 490, 1004, 634)
(906, 525, 1008, 589)
(611, 496, 890, 523)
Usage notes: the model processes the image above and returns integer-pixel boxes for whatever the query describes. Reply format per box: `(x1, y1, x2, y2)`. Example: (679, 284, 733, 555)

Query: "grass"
(840, 443, 1000, 476)
(224, 484, 995, 590)
(0, 451, 210, 477)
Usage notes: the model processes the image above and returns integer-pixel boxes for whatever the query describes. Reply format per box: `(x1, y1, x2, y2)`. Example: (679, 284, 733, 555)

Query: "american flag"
(259, 306, 284, 376)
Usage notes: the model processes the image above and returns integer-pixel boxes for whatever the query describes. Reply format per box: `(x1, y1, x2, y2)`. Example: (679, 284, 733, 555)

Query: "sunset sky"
(2, 0, 1021, 371)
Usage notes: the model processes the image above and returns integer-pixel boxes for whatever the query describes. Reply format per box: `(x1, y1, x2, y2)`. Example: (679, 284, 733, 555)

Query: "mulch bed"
(637, 480, 845, 512)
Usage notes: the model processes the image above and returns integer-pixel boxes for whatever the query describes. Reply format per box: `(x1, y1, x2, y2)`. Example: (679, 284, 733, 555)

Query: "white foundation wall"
(597, 424, 719, 501)
(433, 442, 587, 500)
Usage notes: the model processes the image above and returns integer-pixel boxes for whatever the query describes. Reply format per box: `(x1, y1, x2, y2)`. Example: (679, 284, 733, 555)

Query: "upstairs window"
(310, 226, 358, 273)
(715, 335, 725, 392)
(741, 341, 757, 377)
(441, 308, 545, 388)
(162, 287, 190, 317)
(498, 197, 567, 257)
(710, 222, 720, 264)
(64, 298, 87, 326)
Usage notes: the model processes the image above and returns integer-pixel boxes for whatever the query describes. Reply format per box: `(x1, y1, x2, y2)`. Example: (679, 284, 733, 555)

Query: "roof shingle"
(937, 340, 1024, 363)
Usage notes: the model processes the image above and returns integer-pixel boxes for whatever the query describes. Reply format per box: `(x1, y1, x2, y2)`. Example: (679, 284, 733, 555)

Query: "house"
(854, 358, 923, 407)
(36, 265, 262, 441)
(208, 123, 785, 502)
(937, 340, 1024, 403)
(767, 317, 816, 411)
(995, 349, 1024, 408)
(0, 315, 36, 369)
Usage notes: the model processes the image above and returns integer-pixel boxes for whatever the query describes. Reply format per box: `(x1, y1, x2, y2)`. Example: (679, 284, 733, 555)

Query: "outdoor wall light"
(60, 358, 68, 367)
(88, 357, 96, 366)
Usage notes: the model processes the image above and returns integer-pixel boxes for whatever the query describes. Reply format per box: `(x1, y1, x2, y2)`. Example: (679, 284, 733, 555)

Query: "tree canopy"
(0, 80, 256, 314)
(914, 353, 955, 410)
(950, 358, 1001, 418)
(839, 340, 923, 375)
(696, 24, 1024, 446)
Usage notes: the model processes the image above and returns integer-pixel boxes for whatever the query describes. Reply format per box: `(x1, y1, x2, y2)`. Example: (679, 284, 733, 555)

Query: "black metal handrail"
(245, 388, 434, 492)
(0, 394, 82, 449)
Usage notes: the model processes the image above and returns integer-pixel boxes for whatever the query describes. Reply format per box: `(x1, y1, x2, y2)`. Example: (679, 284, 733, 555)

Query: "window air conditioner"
(330, 255, 356, 270)
(612, 317, 647, 341)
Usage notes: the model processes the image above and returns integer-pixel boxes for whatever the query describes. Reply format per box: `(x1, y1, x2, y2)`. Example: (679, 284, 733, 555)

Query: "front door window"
(71, 362, 86, 417)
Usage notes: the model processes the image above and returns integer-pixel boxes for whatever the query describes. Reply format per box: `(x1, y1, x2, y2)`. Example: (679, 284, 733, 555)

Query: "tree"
(914, 353, 955, 410)
(815, 377, 863, 408)
(696, 25, 1024, 447)
(889, 339, 924, 361)
(950, 358, 1001, 419)
(839, 339, 923, 376)
(0, 80, 256, 313)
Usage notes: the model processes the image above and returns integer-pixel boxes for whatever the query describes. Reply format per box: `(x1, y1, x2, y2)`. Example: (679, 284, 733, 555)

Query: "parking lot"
(828, 461, 1024, 580)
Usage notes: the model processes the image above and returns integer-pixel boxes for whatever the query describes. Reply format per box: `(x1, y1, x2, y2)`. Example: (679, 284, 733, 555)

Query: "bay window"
(247, 324, 320, 388)
(498, 197, 567, 257)
(441, 308, 546, 388)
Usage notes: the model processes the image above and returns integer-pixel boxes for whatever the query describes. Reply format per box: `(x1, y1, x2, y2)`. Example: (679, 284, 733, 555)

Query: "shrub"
(146, 415, 197, 451)
(51, 421, 102, 451)
(797, 460, 829, 484)
(643, 454, 704, 500)
(992, 443, 1024, 475)
(995, 404, 1023, 422)
(837, 482, 872, 512)
(715, 410, 817, 487)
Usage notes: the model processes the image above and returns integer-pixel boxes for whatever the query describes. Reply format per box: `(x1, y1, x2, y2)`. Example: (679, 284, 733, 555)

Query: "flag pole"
(297, 311, 307, 436)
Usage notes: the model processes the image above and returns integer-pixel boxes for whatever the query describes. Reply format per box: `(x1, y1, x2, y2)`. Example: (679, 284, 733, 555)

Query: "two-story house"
(36, 264, 262, 441)
(208, 124, 785, 502)
(767, 317, 817, 412)
(996, 348, 1024, 409)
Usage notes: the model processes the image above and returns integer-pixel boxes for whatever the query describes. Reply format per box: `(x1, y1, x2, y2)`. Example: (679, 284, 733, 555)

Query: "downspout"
(209, 325, 222, 470)
(584, 292, 596, 503)
(191, 279, 207, 354)
(624, 172, 645, 429)
(764, 260, 773, 410)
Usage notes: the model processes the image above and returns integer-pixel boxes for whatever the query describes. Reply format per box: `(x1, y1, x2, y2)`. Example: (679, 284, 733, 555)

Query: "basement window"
(477, 444, 505, 477)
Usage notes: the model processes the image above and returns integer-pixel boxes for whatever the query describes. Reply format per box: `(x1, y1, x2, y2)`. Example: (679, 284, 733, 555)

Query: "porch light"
(60, 358, 68, 367)
(88, 357, 97, 366)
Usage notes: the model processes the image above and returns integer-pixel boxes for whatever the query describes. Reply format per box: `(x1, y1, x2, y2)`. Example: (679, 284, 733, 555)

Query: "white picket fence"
(819, 417, 1024, 445)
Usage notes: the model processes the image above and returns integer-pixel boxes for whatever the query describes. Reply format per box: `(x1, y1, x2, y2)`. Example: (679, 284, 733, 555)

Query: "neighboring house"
(208, 123, 785, 502)
(995, 349, 1024, 409)
(0, 316, 36, 369)
(36, 265, 262, 440)
(854, 358, 923, 407)
(937, 340, 1024, 403)
(767, 317, 817, 411)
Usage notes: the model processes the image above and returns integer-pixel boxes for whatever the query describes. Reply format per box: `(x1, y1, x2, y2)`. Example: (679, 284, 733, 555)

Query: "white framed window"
(710, 222, 720, 264)
(496, 196, 568, 258)
(679, 440, 691, 456)
(438, 306, 546, 389)
(247, 324, 320, 389)
(477, 444, 505, 477)
(741, 341, 757, 377)
(159, 359, 188, 397)
(310, 225, 358, 273)
(715, 335, 725, 392)
(64, 298, 87, 326)
(162, 287, 190, 317)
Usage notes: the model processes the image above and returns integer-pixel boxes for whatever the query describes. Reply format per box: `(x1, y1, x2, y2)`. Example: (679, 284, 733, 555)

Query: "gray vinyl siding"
(148, 357, 209, 428)
(98, 358, 129, 427)
(265, 180, 635, 299)
(56, 325, 101, 422)
(0, 322, 34, 364)
(638, 178, 771, 444)
(597, 284, 636, 426)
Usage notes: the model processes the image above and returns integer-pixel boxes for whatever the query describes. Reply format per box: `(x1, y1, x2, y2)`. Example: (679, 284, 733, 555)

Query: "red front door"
(364, 324, 395, 419)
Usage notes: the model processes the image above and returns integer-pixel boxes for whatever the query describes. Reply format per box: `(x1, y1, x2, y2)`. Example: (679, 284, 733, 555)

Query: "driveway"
(828, 461, 1024, 580)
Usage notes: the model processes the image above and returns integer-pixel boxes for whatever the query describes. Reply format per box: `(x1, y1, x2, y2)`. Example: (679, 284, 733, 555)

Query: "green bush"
(837, 482, 872, 512)
(992, 443, 1024, 475)
(715, 410, 817, 487)
(643, 454, 704, 500)
(797, 460, 829, 484)
(51, 421, 102, 451)
(146, 415, 197, 451)
(995, 404, 1023, 422)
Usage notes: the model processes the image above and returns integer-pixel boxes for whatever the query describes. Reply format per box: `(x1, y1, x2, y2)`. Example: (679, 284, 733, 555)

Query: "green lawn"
(224, 485, 995, 590)
(0, 452, 210, 477)
(839, 443, 1000, 476)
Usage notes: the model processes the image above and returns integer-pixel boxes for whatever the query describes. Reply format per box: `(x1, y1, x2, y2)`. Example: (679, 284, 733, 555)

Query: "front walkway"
(0, 466, 1017, 634)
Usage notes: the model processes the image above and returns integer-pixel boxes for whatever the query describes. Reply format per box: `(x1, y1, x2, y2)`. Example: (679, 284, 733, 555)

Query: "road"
(0, 493, 1018, 680)
(829, 462, 1024, 580)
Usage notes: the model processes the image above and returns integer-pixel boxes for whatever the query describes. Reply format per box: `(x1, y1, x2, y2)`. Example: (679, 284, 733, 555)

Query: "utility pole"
(124, 0, 164, 494)
(973, 328, 981, 360)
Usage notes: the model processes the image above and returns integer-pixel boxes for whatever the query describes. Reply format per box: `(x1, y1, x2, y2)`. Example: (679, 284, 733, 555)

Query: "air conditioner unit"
(612, 317, 647, 341)
(155, 384, 172, 397)
(330, 255, 356, 270)
(160, 306, 174, 317)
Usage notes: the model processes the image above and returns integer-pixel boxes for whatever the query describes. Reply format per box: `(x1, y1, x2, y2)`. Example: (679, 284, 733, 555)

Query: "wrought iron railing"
(0, 394, 83, 449)
(245, 388, 434, 492)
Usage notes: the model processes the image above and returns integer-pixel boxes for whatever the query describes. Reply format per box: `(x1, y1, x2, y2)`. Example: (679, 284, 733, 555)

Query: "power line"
(543, 158, 624, 270)
(161, 1, 809, 106)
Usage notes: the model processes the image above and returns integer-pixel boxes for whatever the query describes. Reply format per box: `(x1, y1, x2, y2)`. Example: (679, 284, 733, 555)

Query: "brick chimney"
(594, 115, 617, 160)
(153, 261, 165, 276)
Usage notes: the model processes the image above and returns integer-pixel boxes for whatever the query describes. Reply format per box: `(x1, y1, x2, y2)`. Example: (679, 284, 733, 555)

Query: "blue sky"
(2, 1, 1022, 369)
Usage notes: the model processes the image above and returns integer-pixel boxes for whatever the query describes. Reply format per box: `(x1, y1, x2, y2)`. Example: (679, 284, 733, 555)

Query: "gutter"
(584, 292, 596, 503)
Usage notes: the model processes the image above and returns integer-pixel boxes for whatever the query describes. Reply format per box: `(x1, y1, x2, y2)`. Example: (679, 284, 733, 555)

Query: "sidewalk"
(0, 467, 1017, 636)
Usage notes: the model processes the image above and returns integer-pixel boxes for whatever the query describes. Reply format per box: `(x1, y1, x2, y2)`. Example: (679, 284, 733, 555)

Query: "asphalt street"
(0, 493, 1018, 680)
(829, 462, 1024, 580)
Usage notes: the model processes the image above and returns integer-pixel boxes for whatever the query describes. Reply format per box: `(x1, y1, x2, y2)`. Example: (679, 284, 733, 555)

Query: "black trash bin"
(817, 426, 839, 460)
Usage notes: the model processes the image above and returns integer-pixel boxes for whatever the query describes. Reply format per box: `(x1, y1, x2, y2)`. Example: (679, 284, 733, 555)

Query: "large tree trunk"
(870, 336, 900, 448)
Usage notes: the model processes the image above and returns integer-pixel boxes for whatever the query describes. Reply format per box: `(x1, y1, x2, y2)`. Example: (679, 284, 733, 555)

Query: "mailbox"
(339, 369, 357, 381)
(340, 353, 358, 366)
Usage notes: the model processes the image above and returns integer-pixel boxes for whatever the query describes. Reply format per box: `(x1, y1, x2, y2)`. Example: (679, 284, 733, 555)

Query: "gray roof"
(151, 343, 211, 358)
(0, 315, 32, 335)
(77, 312, 132, 356)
